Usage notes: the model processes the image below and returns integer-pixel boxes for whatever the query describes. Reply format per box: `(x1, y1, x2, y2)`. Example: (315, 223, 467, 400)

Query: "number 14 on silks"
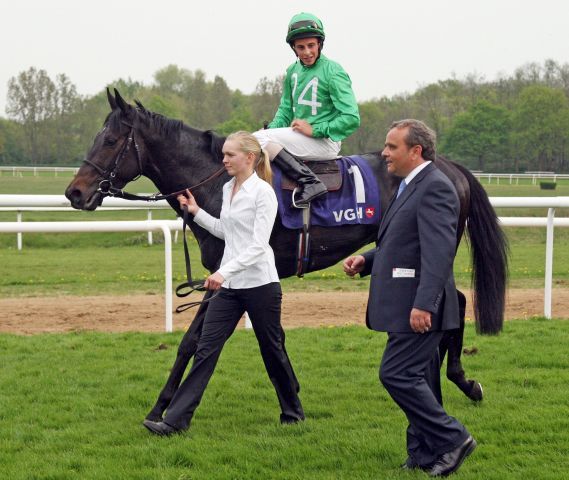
(291, 74, 322, 115)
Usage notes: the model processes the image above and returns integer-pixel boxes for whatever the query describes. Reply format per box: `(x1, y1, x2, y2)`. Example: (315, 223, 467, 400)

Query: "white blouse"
(193, 172, 280, 289)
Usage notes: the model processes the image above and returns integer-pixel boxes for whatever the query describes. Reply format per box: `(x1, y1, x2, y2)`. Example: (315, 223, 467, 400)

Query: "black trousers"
(380, 331, 469, 467)
(164, 282, 304, 430)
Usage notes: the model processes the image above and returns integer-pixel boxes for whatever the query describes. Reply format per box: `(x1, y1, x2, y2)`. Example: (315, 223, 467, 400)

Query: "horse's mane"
(133, 101, 184, 137)
(104, 99, 225, 161)
(135, 101, 226, 159)
(201, 130, 225, 160)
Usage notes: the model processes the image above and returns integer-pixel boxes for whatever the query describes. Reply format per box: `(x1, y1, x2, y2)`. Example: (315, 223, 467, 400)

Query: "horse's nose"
(65, 185, 85, 209)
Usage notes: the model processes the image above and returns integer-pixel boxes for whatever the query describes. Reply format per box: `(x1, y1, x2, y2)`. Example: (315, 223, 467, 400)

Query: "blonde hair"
(226, 131, 272, 184)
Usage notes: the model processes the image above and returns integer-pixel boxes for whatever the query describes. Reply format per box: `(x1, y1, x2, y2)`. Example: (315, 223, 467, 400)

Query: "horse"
(65, 89, 508, 422)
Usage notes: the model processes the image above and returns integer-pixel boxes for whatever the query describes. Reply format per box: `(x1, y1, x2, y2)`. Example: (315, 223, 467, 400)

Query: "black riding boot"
(272, 149, 327, 207)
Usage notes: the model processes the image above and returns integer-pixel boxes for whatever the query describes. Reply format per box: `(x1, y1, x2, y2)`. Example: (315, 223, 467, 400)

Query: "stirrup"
(291, 187, 311, 209)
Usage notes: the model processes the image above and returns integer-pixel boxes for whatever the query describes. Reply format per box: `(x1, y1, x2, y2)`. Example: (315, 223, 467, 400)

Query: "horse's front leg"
(145, 292, 211, 421)
(440, 289, 483, 402)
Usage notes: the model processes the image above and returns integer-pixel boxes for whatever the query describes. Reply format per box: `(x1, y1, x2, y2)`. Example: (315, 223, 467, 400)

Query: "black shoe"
(272, 149, 327, 207)
(142, 419, 182, 436)
(429, 435, 477, 477)
(401, 457, 419, 470)
(292, 183, 328, 207)
(145, 413, 163, 423)
(401, 457, 433, 471)
(280, 413, 305, 425)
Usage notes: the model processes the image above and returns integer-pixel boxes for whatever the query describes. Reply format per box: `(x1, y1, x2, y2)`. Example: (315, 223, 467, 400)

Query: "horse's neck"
(143, 128, 223, 201)
(140, 127, 225, 246)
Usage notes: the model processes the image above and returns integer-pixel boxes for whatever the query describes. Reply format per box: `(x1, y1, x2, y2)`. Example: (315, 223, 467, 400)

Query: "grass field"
(1, 320, 568, 479)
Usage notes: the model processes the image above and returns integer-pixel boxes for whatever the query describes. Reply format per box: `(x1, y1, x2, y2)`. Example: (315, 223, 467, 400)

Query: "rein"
(175, 207, 221, 312)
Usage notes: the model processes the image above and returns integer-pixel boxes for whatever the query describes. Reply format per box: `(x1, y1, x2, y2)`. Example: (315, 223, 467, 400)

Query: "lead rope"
(175, 207, 220, 312)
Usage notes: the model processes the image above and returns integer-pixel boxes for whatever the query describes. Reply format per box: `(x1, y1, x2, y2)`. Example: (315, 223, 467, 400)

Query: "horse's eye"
(103, 138, 117, 147)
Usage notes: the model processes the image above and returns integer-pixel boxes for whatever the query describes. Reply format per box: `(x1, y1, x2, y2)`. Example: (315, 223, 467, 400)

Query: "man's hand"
(343, 255, 365, 277)
(204, 272, 225, 290)
(291, 119, 313, 137)
(410, 308, 432, 333)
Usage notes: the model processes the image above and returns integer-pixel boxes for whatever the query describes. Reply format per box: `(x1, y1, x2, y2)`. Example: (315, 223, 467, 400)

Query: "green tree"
(441, 100, 511, 171)
(51, 74, 82, 164)
(6, 67, 56, 164)
(512, 85, 569, 172)
(249, 76, 283, 126)
(153, 64, 186, 94)
(207, 76, 233, 126)
(0, 118, 26, 165)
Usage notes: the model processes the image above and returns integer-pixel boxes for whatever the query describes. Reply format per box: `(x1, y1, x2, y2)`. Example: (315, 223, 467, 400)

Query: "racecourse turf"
(1, 320, 568, 479)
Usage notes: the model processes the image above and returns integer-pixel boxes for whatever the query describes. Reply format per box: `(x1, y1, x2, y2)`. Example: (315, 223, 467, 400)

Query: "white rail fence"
(0, 195, 172, 249)
(3, 165, 569, 184)
(473, 172, 569, 185)
(0, 166, 79, 176)
(1, 195, 569, 330)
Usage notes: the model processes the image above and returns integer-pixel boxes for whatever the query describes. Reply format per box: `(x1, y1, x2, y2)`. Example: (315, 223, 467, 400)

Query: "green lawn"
(1, 320, 568, 479)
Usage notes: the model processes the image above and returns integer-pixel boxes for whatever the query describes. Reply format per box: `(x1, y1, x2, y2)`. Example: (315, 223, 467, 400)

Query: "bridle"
(82, 121, 226, 202)
(83, 122, 143, 198)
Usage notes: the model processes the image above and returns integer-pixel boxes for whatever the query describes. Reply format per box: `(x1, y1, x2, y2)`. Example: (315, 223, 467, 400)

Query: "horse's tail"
(453, 162, 509, 334)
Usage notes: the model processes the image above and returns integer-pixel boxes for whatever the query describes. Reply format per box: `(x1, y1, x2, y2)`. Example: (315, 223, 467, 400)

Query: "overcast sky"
(1, 0, 568, 117)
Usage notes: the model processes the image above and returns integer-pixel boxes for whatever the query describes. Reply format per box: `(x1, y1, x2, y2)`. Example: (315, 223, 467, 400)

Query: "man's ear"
(412, 144, 423, 159)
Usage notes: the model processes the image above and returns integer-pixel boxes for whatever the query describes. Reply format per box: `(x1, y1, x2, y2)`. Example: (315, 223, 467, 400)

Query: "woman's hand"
(177, 189, 199, 215)
(204, 271, 225, 290)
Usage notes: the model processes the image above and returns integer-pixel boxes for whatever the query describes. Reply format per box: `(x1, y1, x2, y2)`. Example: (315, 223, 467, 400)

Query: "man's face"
(382, 127, 420, 178)
(292, 37, 320, 66)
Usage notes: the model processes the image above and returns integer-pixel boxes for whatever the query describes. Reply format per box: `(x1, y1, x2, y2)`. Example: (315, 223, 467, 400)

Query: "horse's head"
(65, 89, 144, 210)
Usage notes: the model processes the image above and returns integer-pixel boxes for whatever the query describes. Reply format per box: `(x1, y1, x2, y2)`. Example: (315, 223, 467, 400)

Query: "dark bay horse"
(65, 89, 508, 421)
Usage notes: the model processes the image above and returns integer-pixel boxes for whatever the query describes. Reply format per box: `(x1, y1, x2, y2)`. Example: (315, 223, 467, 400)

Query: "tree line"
(1, 60, 569, 172)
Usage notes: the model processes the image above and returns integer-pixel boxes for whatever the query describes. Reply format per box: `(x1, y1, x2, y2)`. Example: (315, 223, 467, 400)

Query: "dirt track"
(1, 289, 568, 335)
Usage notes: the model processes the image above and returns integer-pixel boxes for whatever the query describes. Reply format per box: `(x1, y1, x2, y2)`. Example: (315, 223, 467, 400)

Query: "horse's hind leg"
(444, 290, 483, 402)
(145, 299, 208, 421)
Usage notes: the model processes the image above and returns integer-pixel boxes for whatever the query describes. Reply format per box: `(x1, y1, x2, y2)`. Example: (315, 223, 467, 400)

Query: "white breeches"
(253, 127, 341, 161)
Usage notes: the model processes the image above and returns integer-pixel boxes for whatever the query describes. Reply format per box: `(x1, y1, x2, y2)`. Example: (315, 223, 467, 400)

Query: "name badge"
(392, 268, 415, 278)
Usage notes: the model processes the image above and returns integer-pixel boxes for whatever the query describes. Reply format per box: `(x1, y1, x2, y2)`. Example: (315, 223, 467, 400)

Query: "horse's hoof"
(468, 382, 483, 402)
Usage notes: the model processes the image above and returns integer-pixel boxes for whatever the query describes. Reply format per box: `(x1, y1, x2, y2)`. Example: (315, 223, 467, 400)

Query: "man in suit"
(343, 119, 476, 476)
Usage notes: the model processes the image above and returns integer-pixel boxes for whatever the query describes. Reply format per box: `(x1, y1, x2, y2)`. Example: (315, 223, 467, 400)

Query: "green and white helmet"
(286, 12, 325, 46)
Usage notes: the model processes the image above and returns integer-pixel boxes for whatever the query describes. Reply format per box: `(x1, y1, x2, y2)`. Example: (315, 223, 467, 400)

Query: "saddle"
(279, 159, 343, 192)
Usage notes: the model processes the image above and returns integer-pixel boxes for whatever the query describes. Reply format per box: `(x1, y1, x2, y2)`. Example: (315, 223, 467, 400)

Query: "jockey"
(254, 12, 360, 207)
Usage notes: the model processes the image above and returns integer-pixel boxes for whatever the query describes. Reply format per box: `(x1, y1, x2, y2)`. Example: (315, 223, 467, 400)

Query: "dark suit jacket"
(361, 162, 460, 333)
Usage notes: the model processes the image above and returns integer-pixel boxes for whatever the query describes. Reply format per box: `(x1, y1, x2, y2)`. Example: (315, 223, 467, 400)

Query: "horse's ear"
(134, 99, 146, 112)
(106, 88, 117, 110)
(114, 88, 131, 113)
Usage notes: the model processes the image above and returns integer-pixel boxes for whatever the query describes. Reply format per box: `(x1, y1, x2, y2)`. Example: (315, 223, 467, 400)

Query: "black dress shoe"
(142, 419, 181, 436)
(401, 457, 419, 470)
(401, 457, 433, 471)
(280, 413, 305, 425)
(429, 435, 477, 477)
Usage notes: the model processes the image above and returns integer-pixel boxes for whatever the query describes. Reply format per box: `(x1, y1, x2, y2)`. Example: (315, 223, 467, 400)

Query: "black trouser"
(380, 332, 469, 467)
(164, 282, 304, 430)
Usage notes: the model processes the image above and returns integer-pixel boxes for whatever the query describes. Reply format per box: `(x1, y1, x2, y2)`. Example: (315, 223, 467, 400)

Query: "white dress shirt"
(404, 161, 432, 185)
(193, 172, 280, 289)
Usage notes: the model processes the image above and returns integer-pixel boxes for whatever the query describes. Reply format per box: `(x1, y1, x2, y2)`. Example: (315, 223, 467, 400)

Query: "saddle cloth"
(272, 155, 380, 229)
